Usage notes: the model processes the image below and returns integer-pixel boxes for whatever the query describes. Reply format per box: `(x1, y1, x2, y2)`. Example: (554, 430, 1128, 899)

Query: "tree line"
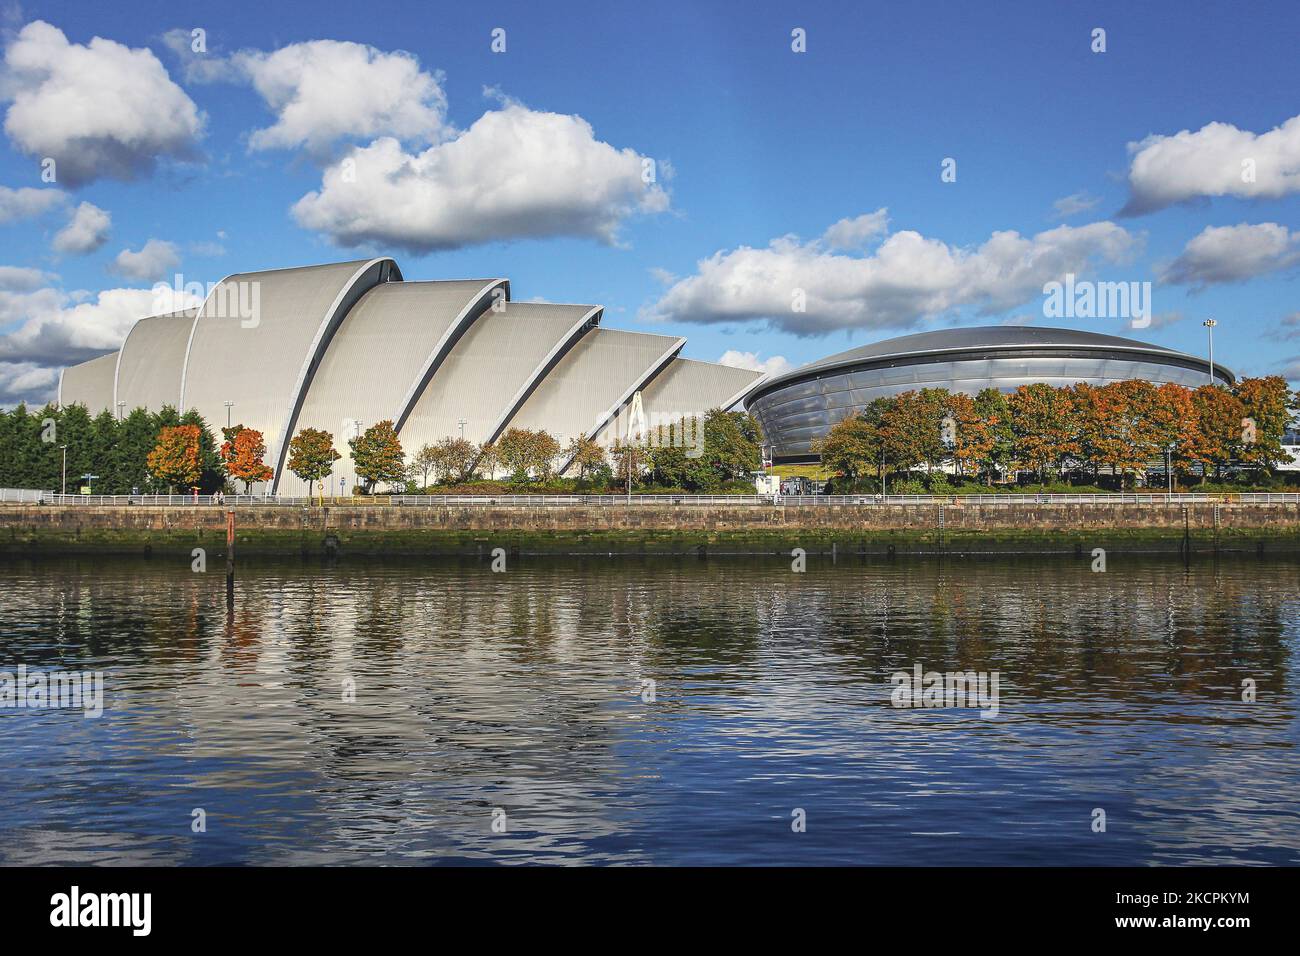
(813, 377, 1295, 491)
(0, 401, 763, 495)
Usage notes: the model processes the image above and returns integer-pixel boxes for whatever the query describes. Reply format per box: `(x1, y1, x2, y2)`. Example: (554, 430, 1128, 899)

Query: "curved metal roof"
(399, 301, 601, 456)
(58, 350, 117, 415)
(114, 309, 195, 413)
(507, 328, 685, 458)
(282, 279, 507, 494)
(748, 325, 1232, 402)
(178, 258, 399, 488)
(594, 358, 763, 444)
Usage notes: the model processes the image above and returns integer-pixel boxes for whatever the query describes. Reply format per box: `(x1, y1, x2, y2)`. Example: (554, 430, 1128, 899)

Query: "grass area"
(770, 463, 834, 480)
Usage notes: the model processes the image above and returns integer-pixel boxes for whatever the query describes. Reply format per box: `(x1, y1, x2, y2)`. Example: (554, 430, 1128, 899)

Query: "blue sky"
(1, 0, 1298, 404)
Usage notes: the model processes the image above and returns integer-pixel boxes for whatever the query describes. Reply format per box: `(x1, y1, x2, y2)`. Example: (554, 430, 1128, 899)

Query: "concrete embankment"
(1, 501, 1299, 557)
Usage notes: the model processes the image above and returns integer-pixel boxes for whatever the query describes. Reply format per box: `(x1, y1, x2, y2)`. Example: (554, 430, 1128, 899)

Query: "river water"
(1, 553, 1297, 865)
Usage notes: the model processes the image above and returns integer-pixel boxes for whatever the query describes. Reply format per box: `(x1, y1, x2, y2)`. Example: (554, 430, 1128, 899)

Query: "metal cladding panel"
(59, 351, 118, 415)
(114, 310, 195, 413)
(752, 354, 1230, 460)
(507, 328, 682, 448)
(180, 259, 387, 478)
(399, 302, 599, 455)
(282, 280, 502, 495)
(594, 358, 762, 444)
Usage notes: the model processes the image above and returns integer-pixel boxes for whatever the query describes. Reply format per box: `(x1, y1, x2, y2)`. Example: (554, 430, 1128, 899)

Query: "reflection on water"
(1, 554, 1297, 865)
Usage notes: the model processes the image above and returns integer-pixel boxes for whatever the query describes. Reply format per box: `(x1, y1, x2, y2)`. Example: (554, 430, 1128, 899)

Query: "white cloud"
(109, 239, 180, 281)
(293, 103, 670, 251)
(0, 265, 55, 290)
(643, 217, 1140, 336)
(51, 201, 110, 254)
(1158, 222, 1300, 288)
(0, 360, 59, 406)
(165, 33, 448, 158)
(1051, 191, 1101, 220)
(0, 184, 63, 223)
(1, 21, 203, 186)
(1123, 114, 1300, 215)
(820, 210, 889, 250)
(0, 283, 199, 367)
(717, 350, 793, 378)
(237, 41, 448, 156)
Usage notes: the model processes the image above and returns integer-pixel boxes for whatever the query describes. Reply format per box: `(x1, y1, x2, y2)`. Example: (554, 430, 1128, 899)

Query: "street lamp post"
(352, 419, 362, 493)
(1166, 442, 1176, 495)
(223, 401, 234, 429)
(1202, 319, 1217, 384)
(457, 418, 466, 441)
(59, 444, 67, 496)
(116, 401, 125, 420)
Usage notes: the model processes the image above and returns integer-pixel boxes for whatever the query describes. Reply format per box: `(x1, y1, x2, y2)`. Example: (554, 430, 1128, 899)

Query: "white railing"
(11, 491, 1300, 507)
(0, 487, 46, 503)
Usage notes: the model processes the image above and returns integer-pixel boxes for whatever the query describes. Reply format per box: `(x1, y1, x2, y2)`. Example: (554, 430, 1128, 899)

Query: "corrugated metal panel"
(753, 324, 1231, 398)
(399, 302, 600, 459)
(594, 358, 762, 443)
(114, 310, 195, 413)
(58, 351, 118, 415)
(280, 279, 505, 496)
(752, 354, 1228, 460)
(178, 259, 395, 490)
(506, 328, 683, 449)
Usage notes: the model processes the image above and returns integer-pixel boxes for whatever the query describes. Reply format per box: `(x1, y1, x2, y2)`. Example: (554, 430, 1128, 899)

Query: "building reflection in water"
(0, 554, 1296, 865)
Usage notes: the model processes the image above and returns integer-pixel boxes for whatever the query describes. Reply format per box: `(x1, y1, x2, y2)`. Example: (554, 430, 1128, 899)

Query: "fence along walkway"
(7, 490, 1300, 507)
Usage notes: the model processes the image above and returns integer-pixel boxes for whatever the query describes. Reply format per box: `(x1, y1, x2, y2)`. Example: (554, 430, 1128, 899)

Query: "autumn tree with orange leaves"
(219, 424, 274, 492)
(1009, 383, 1078, 481)
(147, 424, 202, 493)
(810, 375, 1296, 490)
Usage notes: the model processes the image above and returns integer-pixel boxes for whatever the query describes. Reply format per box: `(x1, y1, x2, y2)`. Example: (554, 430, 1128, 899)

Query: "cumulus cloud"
(0, 283, 199, 367)
(821, 210, 889, 250)
(0, 184, 63, 223)
(165, 33, 448, 158)
(0, 265, 56, 290)
(1122, 114, 1300, 215)
(1, 21, 203, 186)
(51, 201, 110, 254)
(717, 350, 793, 378)
(0, 360, 59, 406)
(1158, 222, 1300, 288)
(109, 239, 180, 281)
(643, 216, 1140, 336)
(1051, 191, 1101, 220)
(293, 103, 670, 251)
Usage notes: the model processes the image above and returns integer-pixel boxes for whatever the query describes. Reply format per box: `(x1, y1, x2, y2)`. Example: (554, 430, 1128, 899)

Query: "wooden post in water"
(226, 510, 235, 605)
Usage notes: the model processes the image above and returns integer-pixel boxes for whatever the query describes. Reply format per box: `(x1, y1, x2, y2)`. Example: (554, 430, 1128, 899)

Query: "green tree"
(179, 409, 223, 492)
(410, 443, 441, 488)
(119, 407, 158, 493)
(349, 419, 405, 492)
(90, 409, 124, 492)
(812, 412, 882, 488)
(565, 433, 607, 480)
(288, 428, 341, 502)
